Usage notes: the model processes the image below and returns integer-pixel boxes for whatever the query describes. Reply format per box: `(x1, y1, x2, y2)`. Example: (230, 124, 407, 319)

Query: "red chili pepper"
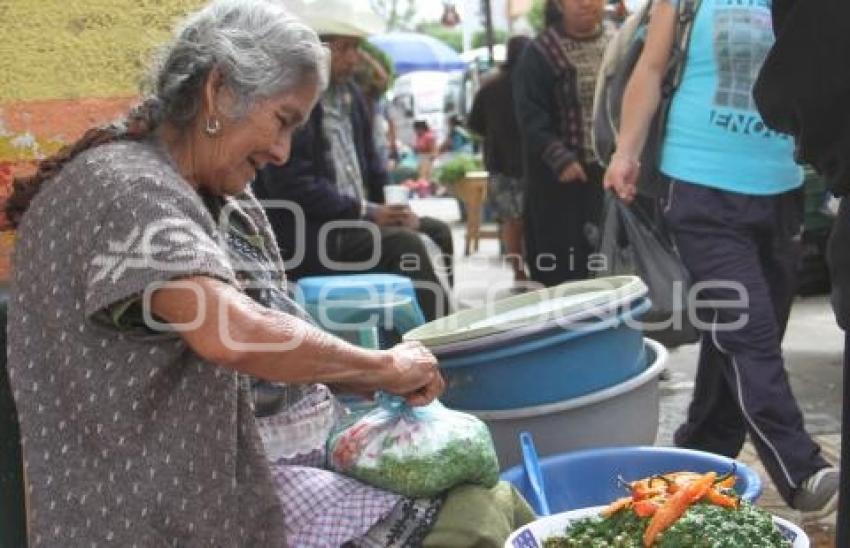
(633, 499, 659, 517)
(705, 488, 739, 509)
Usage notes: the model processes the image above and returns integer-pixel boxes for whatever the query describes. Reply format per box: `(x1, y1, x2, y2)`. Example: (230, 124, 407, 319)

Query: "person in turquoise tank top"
(661, 0, 802, 194)
(605, 0, 839, 518)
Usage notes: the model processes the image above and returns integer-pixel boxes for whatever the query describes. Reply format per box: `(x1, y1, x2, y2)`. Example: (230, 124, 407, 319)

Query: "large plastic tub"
(439, 301, 650, 410)
(405, 277, 651, 410)
(406, 276, 648, 348)
(501, 445, 763, 515)
(470, 338, 667, 467)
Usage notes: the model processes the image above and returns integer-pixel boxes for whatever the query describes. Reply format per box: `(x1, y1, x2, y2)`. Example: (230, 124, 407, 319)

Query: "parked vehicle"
(389, 70, 461, 149)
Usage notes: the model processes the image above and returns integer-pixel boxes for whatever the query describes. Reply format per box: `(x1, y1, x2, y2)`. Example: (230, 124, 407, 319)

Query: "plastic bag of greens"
(327, 394, 500, 498)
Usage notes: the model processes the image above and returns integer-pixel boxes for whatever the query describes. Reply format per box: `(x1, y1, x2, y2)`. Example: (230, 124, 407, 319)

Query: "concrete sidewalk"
(658, 296, 842, 546)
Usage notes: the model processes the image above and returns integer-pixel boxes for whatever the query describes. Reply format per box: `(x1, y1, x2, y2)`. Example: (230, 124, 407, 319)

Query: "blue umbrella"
(368, 32, 466, 75)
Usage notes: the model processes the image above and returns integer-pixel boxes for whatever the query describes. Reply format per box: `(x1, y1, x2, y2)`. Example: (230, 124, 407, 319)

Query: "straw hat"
(285, 0, 386, 38)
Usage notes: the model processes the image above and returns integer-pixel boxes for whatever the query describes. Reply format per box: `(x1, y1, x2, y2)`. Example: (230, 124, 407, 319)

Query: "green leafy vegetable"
(542, 502, 791, 548)
(436, 154, 483, 186)
(328, 397, 500, 498)
(346, 436, 499, 498)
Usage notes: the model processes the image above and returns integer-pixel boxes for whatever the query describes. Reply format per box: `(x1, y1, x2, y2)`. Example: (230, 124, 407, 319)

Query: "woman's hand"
(150, 277, 442, 403)
(558, 161, 588, 183)
(381, 341, 444, 406)
(603, 155, 640, 203)
(332, 341, 443, 404)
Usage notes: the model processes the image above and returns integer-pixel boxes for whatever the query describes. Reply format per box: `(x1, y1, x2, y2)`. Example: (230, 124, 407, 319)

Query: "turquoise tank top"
(660, 0, 802, 194)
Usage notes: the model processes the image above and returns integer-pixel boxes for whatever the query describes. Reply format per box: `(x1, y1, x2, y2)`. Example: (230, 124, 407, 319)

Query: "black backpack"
(592, 0, 701, 198)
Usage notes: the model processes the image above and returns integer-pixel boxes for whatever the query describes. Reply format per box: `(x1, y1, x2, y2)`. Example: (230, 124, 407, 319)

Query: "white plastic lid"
(403, 276, 648, 348)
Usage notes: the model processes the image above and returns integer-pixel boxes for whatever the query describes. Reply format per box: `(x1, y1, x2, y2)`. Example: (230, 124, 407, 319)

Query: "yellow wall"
(0, 0, 208, 102)
(0, 0, 212, 275)
(0, 0, 207, 162)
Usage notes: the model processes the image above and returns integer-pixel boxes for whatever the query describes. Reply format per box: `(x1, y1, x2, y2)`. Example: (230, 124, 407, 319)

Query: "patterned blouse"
(9, 140, 285, 547)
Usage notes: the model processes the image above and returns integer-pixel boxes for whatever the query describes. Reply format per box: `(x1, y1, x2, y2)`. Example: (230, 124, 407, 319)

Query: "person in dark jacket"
(513, 0, 612, 286)
(253, 30, 454, 321)
(468, 35, 531, 284)
(754, 0, 850, 540)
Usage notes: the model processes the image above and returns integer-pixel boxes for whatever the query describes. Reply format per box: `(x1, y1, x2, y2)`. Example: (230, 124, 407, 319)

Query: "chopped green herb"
(329, 399, 500, 498)
(542, 502, 791, 547)
(346, 437, 499, 498)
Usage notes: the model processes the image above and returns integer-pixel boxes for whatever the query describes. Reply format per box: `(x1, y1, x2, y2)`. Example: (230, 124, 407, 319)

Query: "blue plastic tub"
(501, 446, 763, 515)
(475, 339, 667, 468)
(435, 298, 651, 410)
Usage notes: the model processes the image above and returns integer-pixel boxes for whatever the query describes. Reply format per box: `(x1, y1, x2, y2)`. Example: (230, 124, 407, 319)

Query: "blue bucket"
(295, 274, 427, 348)
(436, 298, 651, 410)
(501, 446, 763, 515)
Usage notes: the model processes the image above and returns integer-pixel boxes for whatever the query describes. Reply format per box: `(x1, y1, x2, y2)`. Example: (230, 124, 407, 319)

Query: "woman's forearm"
(615, 66, 664, 160)
(225, 299, 392, 387)
(150, 276, 393, 388)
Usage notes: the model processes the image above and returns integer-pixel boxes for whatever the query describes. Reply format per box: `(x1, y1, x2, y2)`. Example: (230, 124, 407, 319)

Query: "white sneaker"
(792, 467, 840, 519)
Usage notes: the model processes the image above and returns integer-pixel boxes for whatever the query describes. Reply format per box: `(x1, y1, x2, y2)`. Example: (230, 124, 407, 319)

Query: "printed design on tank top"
(708, 0, 787, 140)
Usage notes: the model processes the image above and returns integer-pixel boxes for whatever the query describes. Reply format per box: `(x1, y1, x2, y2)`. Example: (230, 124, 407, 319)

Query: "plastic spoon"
(520, 431, 551, 516)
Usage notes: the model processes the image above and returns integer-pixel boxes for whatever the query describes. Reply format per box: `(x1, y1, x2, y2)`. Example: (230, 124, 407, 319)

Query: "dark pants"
(332, 216, 453, 321)
(524, 162, 605, 286)
(665, 180, 827, 504)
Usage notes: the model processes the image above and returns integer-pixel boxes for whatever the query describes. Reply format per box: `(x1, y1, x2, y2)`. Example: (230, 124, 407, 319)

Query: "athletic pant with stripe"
(664, 179, 829, 505)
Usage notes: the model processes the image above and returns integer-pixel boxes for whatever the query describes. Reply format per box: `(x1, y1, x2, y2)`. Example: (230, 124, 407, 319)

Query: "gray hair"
(145, 0, 329, 127)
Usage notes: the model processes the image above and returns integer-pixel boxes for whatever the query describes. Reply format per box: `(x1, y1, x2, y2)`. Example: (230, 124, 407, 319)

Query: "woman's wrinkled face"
(560, 0, 605, 35)
(202, 79, 320, 195)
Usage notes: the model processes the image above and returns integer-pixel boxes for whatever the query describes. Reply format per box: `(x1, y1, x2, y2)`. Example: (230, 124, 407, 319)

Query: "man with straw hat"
(254, 2, 454, 321)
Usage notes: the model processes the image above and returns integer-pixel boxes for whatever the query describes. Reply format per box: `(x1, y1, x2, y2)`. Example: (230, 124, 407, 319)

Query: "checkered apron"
(257, 386, 404, 547)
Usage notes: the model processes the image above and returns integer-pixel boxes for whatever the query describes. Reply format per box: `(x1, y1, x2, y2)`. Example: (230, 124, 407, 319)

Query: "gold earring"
(204, 117, 221, 136)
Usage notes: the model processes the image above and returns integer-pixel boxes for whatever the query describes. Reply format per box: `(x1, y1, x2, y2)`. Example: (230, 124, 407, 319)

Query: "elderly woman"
(6, 1, 531, 546)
